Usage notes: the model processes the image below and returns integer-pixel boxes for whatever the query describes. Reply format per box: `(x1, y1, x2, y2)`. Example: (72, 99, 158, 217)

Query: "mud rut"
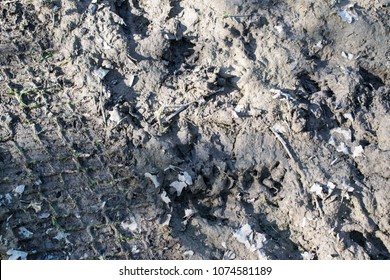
(0, 0, 389, 260)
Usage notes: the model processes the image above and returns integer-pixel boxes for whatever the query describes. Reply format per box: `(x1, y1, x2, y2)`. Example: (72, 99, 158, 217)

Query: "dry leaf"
(170, 181, 187, 196)
(7, 249, 28, 260)
(54, 231, 71, 243)
(310, 183, 324, 199)
(93, 67, 110, 80)
(352, 145, 364, 158)
(14, 185, 25, 195)
(301, 251, 315, 260)
(18, 227, 33, 238)
(233, 224, 253, 248)
(160, 191, 171, 205)
(28, 201, 42, 213)
(121, 218, 138, 232)
(223, 250, 236, 260)
(183, 250, 194, 257)
(145, 173, 160, 188)
(178, 172, 193, 185)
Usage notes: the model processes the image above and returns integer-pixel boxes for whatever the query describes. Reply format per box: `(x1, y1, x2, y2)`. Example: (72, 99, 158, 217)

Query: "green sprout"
(7, 86, 42, 109)
(40, 51, 53, 63)
(223, 11, 230, 19)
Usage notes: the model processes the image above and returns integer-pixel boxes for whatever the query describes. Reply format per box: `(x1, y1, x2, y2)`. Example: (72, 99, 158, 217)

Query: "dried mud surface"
(0, 0, 389, 260)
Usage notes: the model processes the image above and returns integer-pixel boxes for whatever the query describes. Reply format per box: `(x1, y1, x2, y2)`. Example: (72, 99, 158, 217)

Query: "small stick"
(98, 83, 107, 126)
(111, 117, 127, 131)
(165, 103, 192, 122)
(270, 126, 295, 161)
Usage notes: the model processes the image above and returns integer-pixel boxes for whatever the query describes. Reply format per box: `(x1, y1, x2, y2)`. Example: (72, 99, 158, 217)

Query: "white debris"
(352, 145, 364, 158)
(223, 250, 236, 260)
(343, 113, 354, 122)
(7, 249, 28, 260)
(93, 67, 110, 80)
(327, 181, 336, 196)
(341, 182, 355, 193)
(234, 104, 245, 113)
(184, 209, 196, 219)
(270, 88, 295, 101)
(18, 227, 33, 238)
(170, 181, 187, 196)
(272, 123, 287, 134)
(315, 40, 324, 50)
(233, 224, 253, 249)
(164, 165, 183, 172)
(301, 251, 315, 260)
(274, 25, 283, 33)
(332, 128, 352, 141)
(182, 209, 197, 226)
(160, 191, 171, 205)
(54, 231, 71, 244)
(342, 51, 354, 60)
(251, 232, 267, 252)
(328, 136, 349, 155)
(28, 201, 42, 213)
(301, 217, 306, 228)
(221, 241, 227, 249)
(4, 193, 12, 204)
(111, 13, 126, 26)
(127, 75, 136, 87)
(102, 41, 113, 50)
(108, 107, 122, 124)
(183, 250, 194, 257)
(160, 214, 171, 227)
(340, 182, 355, 200)
(310, 183, 324, 199)
(337, 9, 358, 24)
(145, 173, 160, 188)
(178, 172, 193, 185)
(336, 142, 349, 154)
(38, 213, 50, 219)
(131, 246, 140, 254)
(14, 185, 25, 195)
(102, 60, 113, 69)
(121, 218, 138, 233)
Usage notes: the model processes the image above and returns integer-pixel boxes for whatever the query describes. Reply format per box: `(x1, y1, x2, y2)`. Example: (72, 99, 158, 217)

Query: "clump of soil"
(0, 0, 389, 260)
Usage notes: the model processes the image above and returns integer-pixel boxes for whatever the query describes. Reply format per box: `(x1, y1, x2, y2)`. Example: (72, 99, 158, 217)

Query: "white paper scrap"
(310, 183, 324, 199)
(7, 249, 28, 260)
(145, 173, 160, 188)
(170, 181, 187, 196)
(160, 191, 171, 205)
(14, 185, 25, 195)
(18, 227, 33, 238)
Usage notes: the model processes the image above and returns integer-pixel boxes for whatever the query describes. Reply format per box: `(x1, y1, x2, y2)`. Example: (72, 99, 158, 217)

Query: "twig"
(165, 103, 193, 122)
(111, 117, 126, 131)
(155, 88, 224, 132)
(270, 126, 296, 161)
(99, 84, 107, 126)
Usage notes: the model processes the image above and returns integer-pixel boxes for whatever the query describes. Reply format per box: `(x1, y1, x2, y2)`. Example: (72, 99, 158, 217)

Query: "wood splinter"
(270, 126, 296, 161)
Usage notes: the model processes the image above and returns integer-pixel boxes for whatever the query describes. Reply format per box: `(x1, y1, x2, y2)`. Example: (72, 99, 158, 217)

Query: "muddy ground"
(0, 0, 389, 260)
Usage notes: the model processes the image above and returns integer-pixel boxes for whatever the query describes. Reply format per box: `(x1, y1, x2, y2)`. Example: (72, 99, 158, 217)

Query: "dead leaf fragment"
(170, 181, 187, 196)
(161, 191, 171, 205)
(7, 249, 28, 260)
(145, 173, 160, 188)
